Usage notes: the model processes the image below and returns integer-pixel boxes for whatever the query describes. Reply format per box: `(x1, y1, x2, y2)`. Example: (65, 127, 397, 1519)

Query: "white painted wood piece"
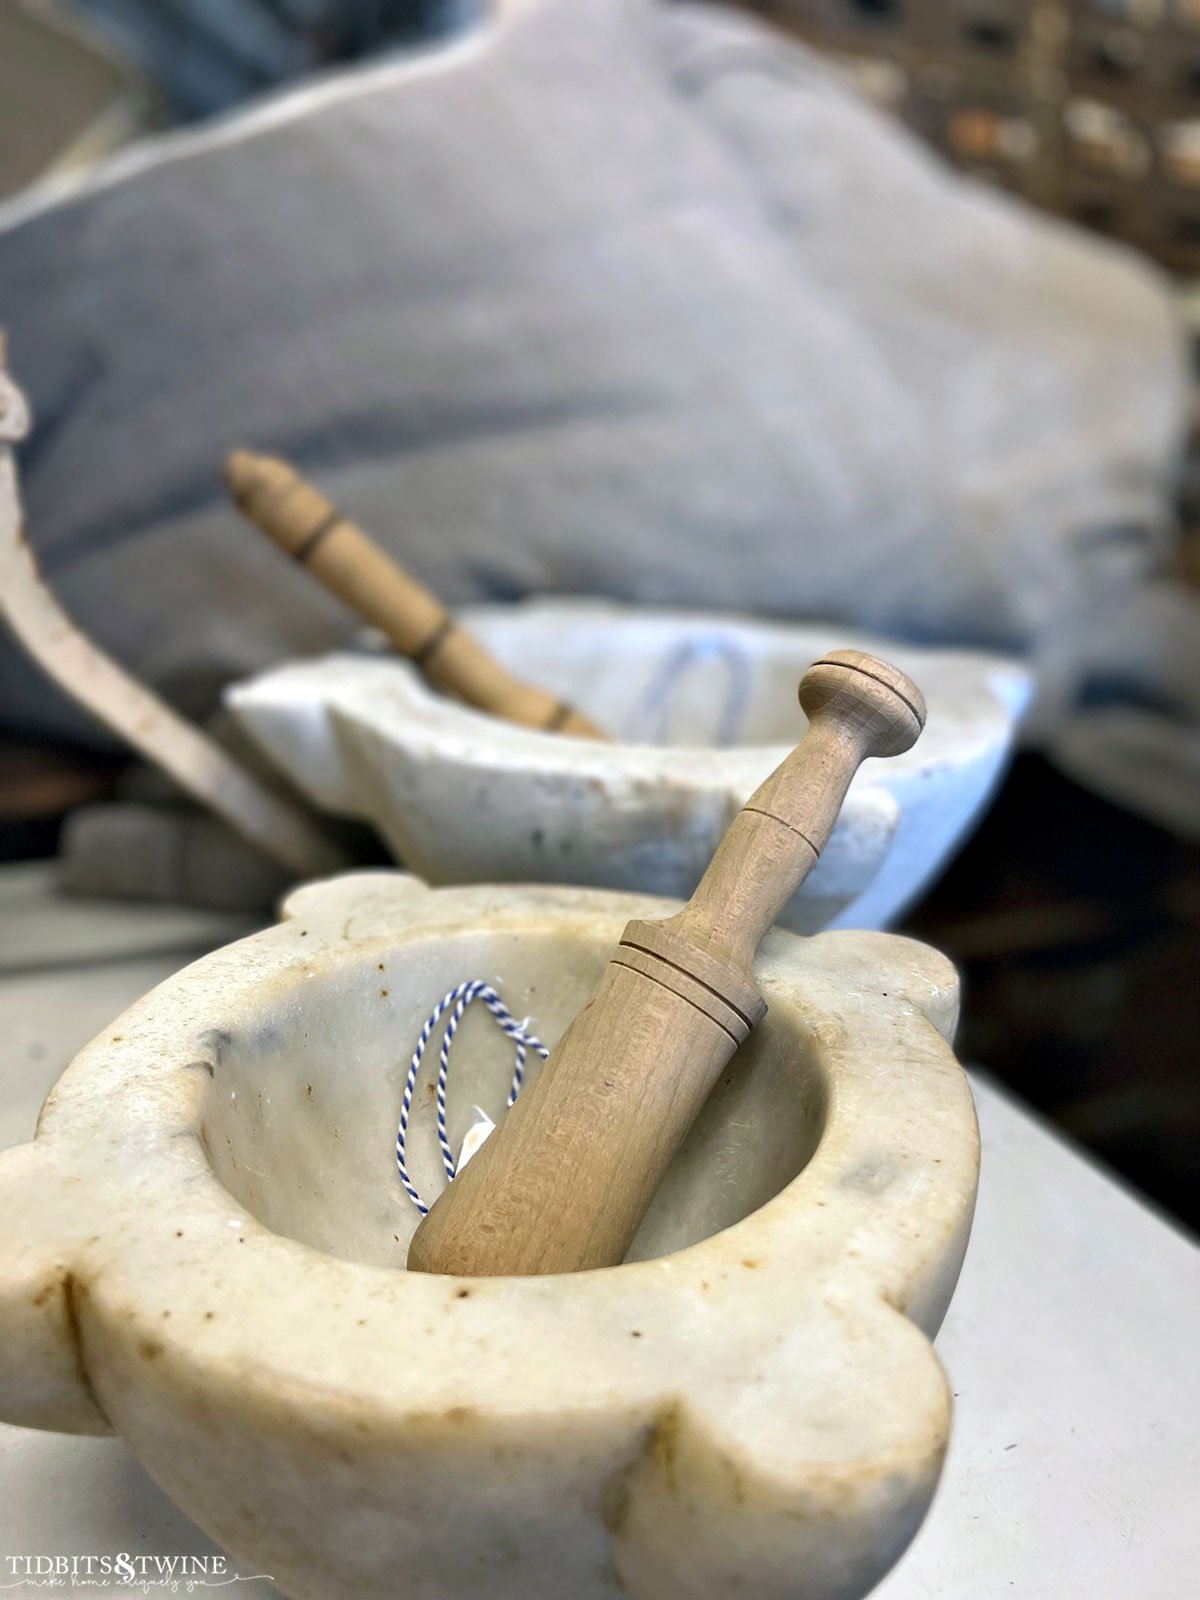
(0, 362, 345, 881)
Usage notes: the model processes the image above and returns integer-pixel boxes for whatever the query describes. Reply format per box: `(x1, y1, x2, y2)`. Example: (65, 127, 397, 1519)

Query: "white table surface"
(0, 863, 1196, 1599)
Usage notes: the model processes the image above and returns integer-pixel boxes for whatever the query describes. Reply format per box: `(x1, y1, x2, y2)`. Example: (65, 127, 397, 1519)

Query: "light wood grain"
(226, 451, 608, 740)
(407, 651, 927, 1277)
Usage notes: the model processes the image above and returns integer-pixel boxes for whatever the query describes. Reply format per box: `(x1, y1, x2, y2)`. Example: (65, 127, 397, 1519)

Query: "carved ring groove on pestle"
(618, 919, 764, 1037)
(410, 613, 457, 668)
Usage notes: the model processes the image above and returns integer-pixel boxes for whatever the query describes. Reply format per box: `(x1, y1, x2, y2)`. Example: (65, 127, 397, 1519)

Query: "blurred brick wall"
(737, 0, 1200, 272)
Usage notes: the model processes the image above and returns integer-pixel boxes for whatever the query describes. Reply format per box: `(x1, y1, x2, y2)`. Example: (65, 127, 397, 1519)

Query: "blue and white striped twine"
(396, 981, 549, 1215)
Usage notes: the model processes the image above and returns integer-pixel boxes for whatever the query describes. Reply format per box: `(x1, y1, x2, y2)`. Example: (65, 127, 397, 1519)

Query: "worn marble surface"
(0, 864, 1196, 1598)
(228, 602, 1031, 933)
(0, 870, 978, 1600)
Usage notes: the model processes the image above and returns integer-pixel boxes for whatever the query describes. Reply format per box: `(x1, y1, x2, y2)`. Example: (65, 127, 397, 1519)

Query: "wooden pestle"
(407, 650, 926, 1278)
(225, 451, 607, 739)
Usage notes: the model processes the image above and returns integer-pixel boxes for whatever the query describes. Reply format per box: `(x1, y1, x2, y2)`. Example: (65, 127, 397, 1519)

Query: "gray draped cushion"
(0, 0, 1185, 755)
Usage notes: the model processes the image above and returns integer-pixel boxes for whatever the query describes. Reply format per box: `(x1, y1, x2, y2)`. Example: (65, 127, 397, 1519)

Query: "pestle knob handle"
(671, 650, 925, 971)
(225, 451, 607, 740)
(407, 651, 925, 1278)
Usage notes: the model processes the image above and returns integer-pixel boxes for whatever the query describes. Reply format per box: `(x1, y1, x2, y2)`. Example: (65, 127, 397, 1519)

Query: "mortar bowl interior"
(197, 923, 826, 1271)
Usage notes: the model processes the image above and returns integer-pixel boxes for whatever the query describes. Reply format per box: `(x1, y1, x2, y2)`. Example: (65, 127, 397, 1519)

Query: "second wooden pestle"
(407, 650, 926, 1278)
(225, 451, 607, 740)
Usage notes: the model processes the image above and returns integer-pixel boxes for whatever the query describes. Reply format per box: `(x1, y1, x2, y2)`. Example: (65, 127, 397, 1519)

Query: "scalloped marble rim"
(0, 873, 978, 1600)
(227, 601, 1031, 933)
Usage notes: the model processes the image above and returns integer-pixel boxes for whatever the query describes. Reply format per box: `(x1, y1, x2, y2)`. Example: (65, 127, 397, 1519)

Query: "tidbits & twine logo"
(2, 1554, 273, 1593)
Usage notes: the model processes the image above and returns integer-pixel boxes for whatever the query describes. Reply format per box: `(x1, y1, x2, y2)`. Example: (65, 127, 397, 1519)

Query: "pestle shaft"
(408, 652, 926, 1279)
(226, 450, 607, 740)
